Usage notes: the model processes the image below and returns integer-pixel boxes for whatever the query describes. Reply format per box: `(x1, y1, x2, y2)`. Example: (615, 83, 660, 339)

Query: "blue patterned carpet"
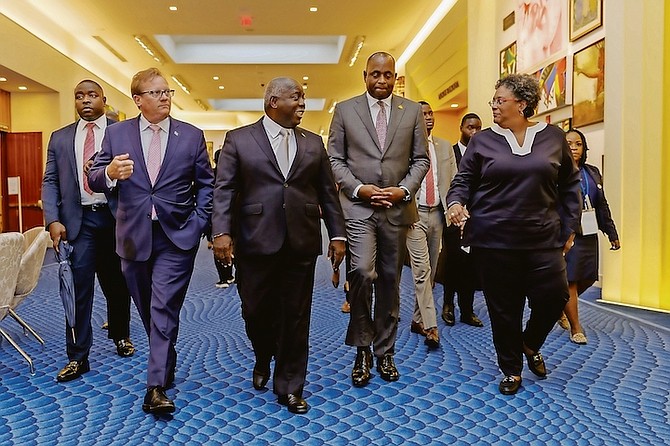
(1, 241, 669, 445)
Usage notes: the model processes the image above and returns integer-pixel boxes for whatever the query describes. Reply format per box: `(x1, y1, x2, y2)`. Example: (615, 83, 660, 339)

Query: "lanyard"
(579, 168, 591, 208)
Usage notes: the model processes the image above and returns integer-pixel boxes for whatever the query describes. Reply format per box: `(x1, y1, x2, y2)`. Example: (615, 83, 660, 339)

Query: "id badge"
(581, 208, 598, 235)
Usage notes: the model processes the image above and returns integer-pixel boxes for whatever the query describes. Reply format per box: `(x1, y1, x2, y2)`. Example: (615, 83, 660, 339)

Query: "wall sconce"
(348, 36, 366, 67)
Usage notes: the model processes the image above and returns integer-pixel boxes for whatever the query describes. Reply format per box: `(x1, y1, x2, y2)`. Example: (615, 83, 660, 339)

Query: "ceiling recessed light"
(309, 7, 318, 12)
(303, 76, 309, 81)
(18, 86, 28, 91)
(169, 6, 177, 11)
(302, 83, 308, 90)
(218, 85, 225, 90)
(213, 76, 220, 80)
(0, 77, 7, 82)
(450, 103, 459, 108)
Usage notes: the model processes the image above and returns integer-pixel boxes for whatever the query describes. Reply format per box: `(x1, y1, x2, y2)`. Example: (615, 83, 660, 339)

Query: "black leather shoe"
(252, 357, 271, 390)
(442, 305, 455, 326)
(252, 369, 270, 390)
(377, 354, 400, 382)
(351, 347, 373, 387)
(56, 359, 90, 382)
(525, 351, 547, 378)
(115, 338, 136, 357)
(460, 314, 484, 327)
(278, 393, 309, 414)
(142, 386, 175, 414)
(499, 376, 522, 395)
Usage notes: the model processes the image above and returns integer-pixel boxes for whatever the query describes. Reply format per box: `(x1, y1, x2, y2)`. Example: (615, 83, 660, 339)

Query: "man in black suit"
(42, 80, 134, 383)
(212, 77, 346, 414)
(439, 113, 484, 327)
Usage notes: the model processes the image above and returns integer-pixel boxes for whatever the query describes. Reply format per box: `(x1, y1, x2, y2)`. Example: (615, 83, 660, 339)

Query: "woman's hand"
(447, 203, 469, 227)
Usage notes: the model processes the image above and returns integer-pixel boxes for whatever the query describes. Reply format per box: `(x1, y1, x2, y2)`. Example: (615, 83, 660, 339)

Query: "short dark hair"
(566, 127, 589, 167)
(418, 100, 430, 107)
(460, 113, 481, 126)
(495, 73, 540, 118)
(76, 79, 103, 92)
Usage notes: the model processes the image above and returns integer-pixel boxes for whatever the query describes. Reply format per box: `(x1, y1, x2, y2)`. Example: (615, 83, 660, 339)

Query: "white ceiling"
(1, 0, 465, 132)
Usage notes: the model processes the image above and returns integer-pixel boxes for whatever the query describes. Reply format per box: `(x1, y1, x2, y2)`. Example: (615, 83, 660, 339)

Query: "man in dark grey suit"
(213, 77, 346, 414)
(328, 52, 430, 387)
(42, 80, 134, 384)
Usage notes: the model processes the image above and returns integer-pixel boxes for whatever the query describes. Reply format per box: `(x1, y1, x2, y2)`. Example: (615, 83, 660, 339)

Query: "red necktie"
(425, 142, 436, 206)
(82, 122, 96, 194)
(147, 124, 162, 184)
(375, 101, 387, 150)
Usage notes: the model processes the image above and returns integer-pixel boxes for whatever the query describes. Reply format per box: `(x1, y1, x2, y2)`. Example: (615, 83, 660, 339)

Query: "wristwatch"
(401, 187, 412, 202)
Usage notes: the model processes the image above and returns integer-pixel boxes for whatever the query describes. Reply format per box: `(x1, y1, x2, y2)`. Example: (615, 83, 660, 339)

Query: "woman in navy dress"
(562, 129, 620, 345)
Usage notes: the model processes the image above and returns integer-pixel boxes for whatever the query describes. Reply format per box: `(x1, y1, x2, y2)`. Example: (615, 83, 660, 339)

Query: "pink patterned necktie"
(375, 100, 387, 150)
(82, 122, 96, 194)
(425, 142, 436, 206)
(147, 124, 162, 184)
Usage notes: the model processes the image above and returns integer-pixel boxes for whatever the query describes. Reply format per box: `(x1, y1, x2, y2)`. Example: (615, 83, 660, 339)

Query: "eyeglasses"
(488, 97, 519, 107)
(138, 89, 175, 99)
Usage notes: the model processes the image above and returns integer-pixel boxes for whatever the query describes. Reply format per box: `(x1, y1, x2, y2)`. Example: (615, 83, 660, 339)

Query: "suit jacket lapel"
(385, 95, 405, 151)
(155, 117, 180, 184)
(66, 123, 79, 180)
(128, 117, 150, 182)
(289, 127, 308, 178)
(249, 119, 284, 176)
(353, 94, 382, 151)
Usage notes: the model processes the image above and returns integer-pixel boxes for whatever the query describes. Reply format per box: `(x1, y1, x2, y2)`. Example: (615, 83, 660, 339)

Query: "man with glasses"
(42, 79, 135, 384)
(89, 68, 214, 414)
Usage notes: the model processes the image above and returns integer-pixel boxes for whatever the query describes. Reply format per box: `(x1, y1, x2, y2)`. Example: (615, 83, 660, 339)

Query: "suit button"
(282, 203, 286, 209)
(283, 183, 288, 188)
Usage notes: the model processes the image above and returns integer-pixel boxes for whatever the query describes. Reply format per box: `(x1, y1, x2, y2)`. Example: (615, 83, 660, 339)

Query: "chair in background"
(0, 232, 35, 374)
(10, 227, 51, 346)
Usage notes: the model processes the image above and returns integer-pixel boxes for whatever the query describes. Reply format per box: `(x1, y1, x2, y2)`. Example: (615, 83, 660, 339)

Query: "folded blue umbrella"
(55, 240, 76, 344)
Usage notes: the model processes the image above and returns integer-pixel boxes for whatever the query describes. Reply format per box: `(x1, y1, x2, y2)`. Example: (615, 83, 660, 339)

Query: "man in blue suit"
(42, 79, 134, 383)
(89, 68, 214, 414)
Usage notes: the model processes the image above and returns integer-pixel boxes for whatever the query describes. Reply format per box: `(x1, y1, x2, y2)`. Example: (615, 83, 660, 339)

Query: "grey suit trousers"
(344, 211, 409, 358)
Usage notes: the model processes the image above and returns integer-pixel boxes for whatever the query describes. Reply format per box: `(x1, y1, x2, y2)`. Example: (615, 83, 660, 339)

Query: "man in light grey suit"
(406, 101, 457, 349)
(328, 52, 430, 387)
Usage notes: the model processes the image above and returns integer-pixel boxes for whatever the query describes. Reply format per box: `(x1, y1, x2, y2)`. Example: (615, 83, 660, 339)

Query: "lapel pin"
(174, 131, 179, 136)
(398, 104, 404, 110)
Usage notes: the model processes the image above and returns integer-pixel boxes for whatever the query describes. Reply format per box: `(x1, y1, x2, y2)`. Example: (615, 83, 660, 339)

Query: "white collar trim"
(491, 122, 546, 155)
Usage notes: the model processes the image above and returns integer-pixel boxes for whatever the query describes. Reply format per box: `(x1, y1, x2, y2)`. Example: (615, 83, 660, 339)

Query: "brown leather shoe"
(460, 314, 484, 327)
(410, 320, 426, 336)
(424, 327, 440, 349)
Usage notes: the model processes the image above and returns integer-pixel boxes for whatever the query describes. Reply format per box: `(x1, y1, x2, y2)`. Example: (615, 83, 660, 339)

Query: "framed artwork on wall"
(570, 0, 603, 41)
(572, 39, 605, 127)
(499, 42, 517, 79)
(533, 57, 567, 115)
(516, 0, 567, 71)
(556, 117, 572, 131)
